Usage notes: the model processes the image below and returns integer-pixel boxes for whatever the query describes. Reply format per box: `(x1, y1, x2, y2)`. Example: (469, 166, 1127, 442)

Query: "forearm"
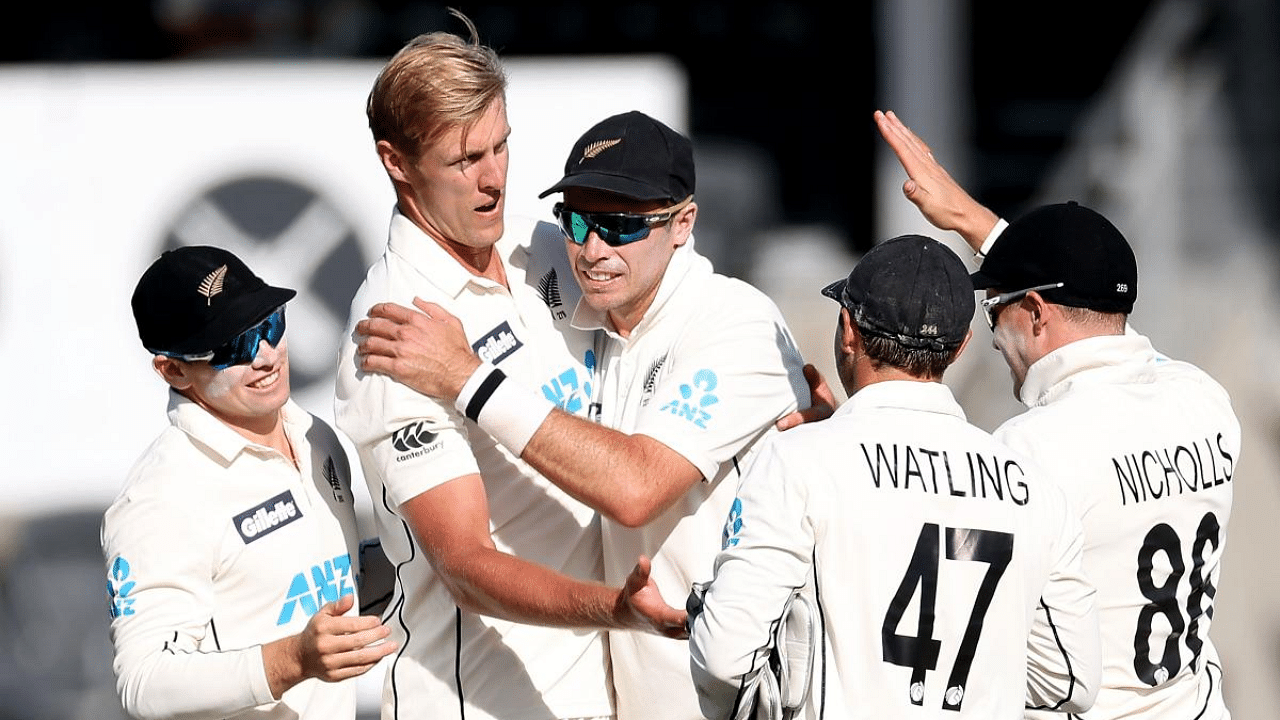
(521, 410, 693, 527)
(458, 364, 698, 527)
(437, 543, 635, 631)
(114, 644, 274, 720)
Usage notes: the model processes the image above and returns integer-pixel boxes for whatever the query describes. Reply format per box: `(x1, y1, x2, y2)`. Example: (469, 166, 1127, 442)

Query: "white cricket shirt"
(690, 381, 1101, 719)
(103, 392, 363, 720)
(571, 239, 809, 720)
(335, 211, 612, 720)
(1006, 333, 1238, 720)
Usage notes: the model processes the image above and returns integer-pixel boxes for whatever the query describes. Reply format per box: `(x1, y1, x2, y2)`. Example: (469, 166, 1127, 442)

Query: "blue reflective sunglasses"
(162, 306, 287, 370)
(552, 199, 688, 247)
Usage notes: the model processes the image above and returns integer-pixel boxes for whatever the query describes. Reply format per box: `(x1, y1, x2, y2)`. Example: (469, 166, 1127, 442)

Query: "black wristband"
(464, 368, 507, 421)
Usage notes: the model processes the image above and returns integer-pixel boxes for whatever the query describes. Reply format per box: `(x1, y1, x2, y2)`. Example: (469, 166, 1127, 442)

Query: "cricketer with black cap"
(688, 234, 1101, 719)
(355, 110, 816, 719)
(103, 245, 395, 720)
(877, 109, 1240, 720)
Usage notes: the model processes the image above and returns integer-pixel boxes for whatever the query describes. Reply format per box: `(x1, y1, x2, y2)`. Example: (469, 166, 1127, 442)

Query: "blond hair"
(366, 9, 506, 159)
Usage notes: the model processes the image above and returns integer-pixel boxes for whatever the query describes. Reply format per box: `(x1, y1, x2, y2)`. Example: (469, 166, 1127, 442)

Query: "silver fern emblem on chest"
(198, 265, 227, 305)
(538, 269, 563, 308)
(643, 354, 668, 396)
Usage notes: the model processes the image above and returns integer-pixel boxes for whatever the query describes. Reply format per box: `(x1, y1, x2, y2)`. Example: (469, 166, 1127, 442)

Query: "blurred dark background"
(14, 0, 1271, 254)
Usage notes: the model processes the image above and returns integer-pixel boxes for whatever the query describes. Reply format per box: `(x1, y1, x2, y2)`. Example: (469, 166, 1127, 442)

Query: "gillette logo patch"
(473, 321, 523, 365)
(234, 490, 302, 543)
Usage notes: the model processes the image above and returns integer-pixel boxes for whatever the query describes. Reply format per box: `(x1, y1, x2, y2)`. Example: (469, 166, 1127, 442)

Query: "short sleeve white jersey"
(689, 381, 1101, 720)
(103, 393, 363, 720)
(1003, 332, 1238, 720)
(572, 239, 809, 720)
(334, 211, 612, 720)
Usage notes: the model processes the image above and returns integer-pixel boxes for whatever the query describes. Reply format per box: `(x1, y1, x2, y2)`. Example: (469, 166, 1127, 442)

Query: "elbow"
(602, 487, 666, 528)
(690, 649, 743, 720)
(1062, 668, 1100, 714)
(116, 674, 172, 720)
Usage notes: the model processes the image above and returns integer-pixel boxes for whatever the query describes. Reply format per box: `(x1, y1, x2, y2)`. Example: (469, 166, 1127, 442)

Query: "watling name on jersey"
(1112, 432, 1234, 505)
(860, 443, 1029, 505)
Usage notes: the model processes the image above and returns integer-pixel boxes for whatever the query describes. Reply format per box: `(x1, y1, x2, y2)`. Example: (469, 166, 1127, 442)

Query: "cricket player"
(687, 234, 1101, 719)
(355, 110, 814, 719)
(103, 245, 395, 720)
(334, 17, 684, 720)
(877, 109, 1240, 719)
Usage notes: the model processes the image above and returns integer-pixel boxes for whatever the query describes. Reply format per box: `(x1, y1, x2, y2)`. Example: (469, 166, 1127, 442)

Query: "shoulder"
(107, 428, 219, 534)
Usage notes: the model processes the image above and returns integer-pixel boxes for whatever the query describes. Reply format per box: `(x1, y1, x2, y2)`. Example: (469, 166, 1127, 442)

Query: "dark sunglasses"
(552, 199, 688, 247)
(161, 306, 287, 370)
(979, 283, 1064, 330)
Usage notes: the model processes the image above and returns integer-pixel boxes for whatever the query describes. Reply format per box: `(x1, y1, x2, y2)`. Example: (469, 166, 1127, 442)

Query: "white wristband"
(454, 363, 554, 457)
(976, 217, 1008, 260)
(455, 362, 499, 416)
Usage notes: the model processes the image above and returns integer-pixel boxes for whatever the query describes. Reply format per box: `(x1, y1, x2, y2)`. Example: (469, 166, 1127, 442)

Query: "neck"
(442, 239, 505, 285)
(849, 360, 936, 395)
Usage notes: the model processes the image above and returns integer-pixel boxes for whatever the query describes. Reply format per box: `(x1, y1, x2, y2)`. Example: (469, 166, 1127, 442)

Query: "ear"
(153, 355, 194, 391)
(839, 307, 861, 357)
(1024, 291, 1051, 336)
(669, 202, 697, 248)
(377, 139, 411, 185)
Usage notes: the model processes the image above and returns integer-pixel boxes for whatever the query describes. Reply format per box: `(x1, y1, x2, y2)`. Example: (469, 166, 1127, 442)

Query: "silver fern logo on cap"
(580, 138, 621, 163)
(199, 265, 227, 305)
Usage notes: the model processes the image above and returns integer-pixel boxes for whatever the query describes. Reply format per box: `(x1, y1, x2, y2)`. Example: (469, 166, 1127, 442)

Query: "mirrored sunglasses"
(552, 200, 687, 247)
(162, 306, 287, 370)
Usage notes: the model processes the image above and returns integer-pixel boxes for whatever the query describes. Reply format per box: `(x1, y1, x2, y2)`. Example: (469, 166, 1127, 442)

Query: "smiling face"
(381, 97, 511, 258)
(561, 188, 696, 336)
(157, 337, 291, 435)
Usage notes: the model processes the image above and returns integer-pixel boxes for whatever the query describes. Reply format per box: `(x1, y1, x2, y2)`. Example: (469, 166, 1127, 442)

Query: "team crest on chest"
(538, 269, 567, 320)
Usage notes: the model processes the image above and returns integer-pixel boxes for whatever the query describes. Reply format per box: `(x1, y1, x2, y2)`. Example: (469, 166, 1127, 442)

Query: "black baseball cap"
(970, 201, 1137, 313)
(822, 234, 974, 351)
(132, 245, 296, 356)
(539, 110, 695, 203)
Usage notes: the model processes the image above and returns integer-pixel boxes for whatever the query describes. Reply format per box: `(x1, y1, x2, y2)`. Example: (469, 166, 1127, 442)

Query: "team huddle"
(101, 11, 1239, 720)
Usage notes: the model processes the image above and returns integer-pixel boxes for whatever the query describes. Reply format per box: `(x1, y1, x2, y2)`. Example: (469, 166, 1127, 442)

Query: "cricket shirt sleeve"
(634, 285, 808, 482)
(1025, 481, 1101, 714)
(336, 339, 483, 509)
(690, 435, 816, 718)
(103, 483, 275, 719)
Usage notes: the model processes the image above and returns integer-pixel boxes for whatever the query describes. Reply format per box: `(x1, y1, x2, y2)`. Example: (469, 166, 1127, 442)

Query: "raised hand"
(874, 109, 1000, 251)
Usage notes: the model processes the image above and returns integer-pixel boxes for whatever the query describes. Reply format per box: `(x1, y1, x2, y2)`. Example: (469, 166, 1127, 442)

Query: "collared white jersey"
(335, 211, 612, 720)
(1005, 333, 1238, 720)
(103, 392, 362, 720)
(690, 381, 1101, 720)
(572, 239, 809, 720)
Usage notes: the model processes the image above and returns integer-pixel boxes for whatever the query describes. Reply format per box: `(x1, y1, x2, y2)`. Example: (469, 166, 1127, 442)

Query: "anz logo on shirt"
(276, 553, 355, 626)
(106, 556, 137, 618)
(542, 349, 597, 417)
(659, 368, 720, 429)
(722, 498, 744, 549)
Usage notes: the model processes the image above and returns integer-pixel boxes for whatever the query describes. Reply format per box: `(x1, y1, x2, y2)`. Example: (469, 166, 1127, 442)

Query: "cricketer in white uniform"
(969, 206, 1239, 720)
(689, 234, 1101, 719)
(875, 109, 1241, 720)
(104, 246, 392, 720)
(333, 27, 689, 720)
(336, 211, 614, 720)
(351, 111, 811, 720)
